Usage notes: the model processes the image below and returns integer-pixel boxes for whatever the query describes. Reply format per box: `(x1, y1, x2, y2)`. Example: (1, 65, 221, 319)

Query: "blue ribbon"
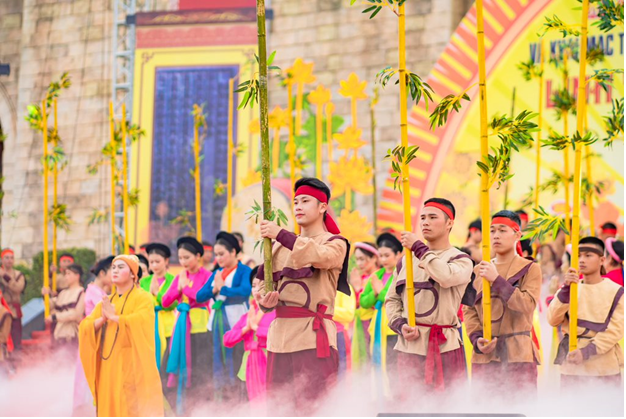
(372, 300, 384, 369)
(155, 306, 162, 371)
(211, 300, 235, 397)
(166, 302, 190, 416)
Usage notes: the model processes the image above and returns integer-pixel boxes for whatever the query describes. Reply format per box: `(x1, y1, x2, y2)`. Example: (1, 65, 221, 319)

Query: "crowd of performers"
(0, 177, 623, 416)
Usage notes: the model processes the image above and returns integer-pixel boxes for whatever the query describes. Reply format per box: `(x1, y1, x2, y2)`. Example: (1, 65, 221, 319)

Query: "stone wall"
(0, 0, 470, 262)
(1, 0, 113, 261)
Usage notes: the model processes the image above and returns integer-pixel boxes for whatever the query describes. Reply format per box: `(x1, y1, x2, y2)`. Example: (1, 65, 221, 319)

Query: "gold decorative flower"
(339, 73, 368, 100)
(287, 58, 316, 85)
(269, 106, 290, 130)
(308, 85, 331, 106)
(248, 118, 260, 135)
(334, 126, 366, 152)
(328, 155, 373, 196)
(337, 209, 374, 245)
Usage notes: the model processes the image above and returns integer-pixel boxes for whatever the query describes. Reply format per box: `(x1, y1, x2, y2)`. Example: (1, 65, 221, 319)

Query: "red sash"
(416, 323, 455, 390)
(276, 304, 333, 358)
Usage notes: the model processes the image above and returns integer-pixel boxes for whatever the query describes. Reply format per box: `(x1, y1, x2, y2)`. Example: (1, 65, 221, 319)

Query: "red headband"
(602, 228, 618, 235)
(203, 245, 213, 250)
(1, 249, 13, 258)
(518, 213, 529, 223)
(60, 255, 74, 262)
(423, 202, 454, 220)
(491, 217, 521, 232)
(295, 185, 341, 235)
(469, 227, 480, 232)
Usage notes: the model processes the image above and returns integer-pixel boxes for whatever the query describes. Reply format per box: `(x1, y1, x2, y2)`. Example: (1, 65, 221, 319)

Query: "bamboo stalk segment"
(109, 102, 117, 255)
(42, 99, 50, 317)
(121, 103, 129, 254)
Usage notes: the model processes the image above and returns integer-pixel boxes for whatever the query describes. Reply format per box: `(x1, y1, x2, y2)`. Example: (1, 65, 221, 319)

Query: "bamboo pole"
(570, 0, 590, 352)
(287, 80, 300, 234)
(562, 52, 571, 246)
(370, 99, 378, 234)
(351, 97, 358, 129)
(256, 0, 274, 293)
(287, 82, 296, 201)
(42, 99, 50, 318)
(121, 103, 129, 254)
(503, 87, 515, 208)
(52, 98, 58, 293)
(398, 3, 416, 327)
(227, 78, 235, 232)
(584, 113, 594, 236)
(533, 41, 544, 257)
(194, 106, 203, 241)
(476, 0, 492, 340)
(108, 102, 116, 255)
(315, 100, 323, 179)
(326, 102, 334, 164)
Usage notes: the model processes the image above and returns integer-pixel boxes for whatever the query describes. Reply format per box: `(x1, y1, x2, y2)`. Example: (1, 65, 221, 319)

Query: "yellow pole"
(272, 128, 280, 175)
(315, 102, 323, 179)
(194, 107, 203, 242)
(533, 41, 544, 257)
(476, 0, 492, 340)
(398, 4, 416, 327)
(52, 98, 58, 293)
(351, 98, 357, 129)
(562, 52, 571, 246)
(108, 102, 116, 255)
(287, 81, 300, 234)
(227, 78, 235, 232)
(295, 83, 303, 136)
(326, 102, 334, 164)
(121, 103, 129, 254)
(584, 111, 594, 236)
(42, 100, 50, 318)
(570, 0, 589, 352)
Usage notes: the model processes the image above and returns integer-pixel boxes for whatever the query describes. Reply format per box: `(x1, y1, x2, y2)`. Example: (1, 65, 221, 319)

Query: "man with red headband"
(385, 197, 473, 392)
(464, 219, 482, 264)
(463, 210, 542, 393)
(599, 222, 619, 242)
(0, 249, 25, 350)
(548, 236, 624, 388)
(51, 252, 75, 291)
(256, 177, 350, 415)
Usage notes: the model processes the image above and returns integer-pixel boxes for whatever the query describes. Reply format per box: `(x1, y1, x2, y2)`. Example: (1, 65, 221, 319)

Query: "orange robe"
(79, 287, 164, 417)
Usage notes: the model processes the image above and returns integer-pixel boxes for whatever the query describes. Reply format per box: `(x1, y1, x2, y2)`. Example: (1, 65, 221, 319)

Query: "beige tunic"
(547, 278, 624, 376)
(259, 229, 348, 354)
(463, 256, 542, 364)
(51, 286, 85, 341)
(385, 242, 473, 356)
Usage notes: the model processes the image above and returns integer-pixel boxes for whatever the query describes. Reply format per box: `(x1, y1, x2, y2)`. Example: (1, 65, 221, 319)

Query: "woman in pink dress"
(72, 256, 113, 416)
(223, 271, 275, 404)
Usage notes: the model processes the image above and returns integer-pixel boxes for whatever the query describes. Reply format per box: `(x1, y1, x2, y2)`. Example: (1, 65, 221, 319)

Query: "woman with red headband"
(463, 210, 542, 393)
(0, 249, 25, 350)
(604, 238, 624, 286)
(256, 177, 350, 415)
(385, 197, 473, 394)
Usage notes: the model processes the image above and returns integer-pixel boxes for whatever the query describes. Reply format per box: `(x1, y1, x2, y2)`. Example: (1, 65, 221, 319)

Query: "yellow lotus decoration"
(328, 155, 373, 196)
(308, 85, 331, 106)
(339, 72, 368, 100)
(287, 58, 316, 85)
(269, 106, 289, 130)
(334, 126, 367, 152)
(337, 209, 374, 245)
(241, 169, 262, 188)
(248, 118, 260, 134)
